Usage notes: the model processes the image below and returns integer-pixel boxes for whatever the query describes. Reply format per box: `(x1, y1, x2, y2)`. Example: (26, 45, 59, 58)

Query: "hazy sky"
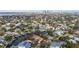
(0, 0, 79, 10)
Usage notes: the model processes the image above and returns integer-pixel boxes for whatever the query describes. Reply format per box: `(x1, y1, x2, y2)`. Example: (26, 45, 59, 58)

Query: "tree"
(4, 35, 13, 42)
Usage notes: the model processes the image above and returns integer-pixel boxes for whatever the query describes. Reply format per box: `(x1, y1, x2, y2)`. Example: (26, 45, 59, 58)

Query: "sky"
(0, 0, 79, 10)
